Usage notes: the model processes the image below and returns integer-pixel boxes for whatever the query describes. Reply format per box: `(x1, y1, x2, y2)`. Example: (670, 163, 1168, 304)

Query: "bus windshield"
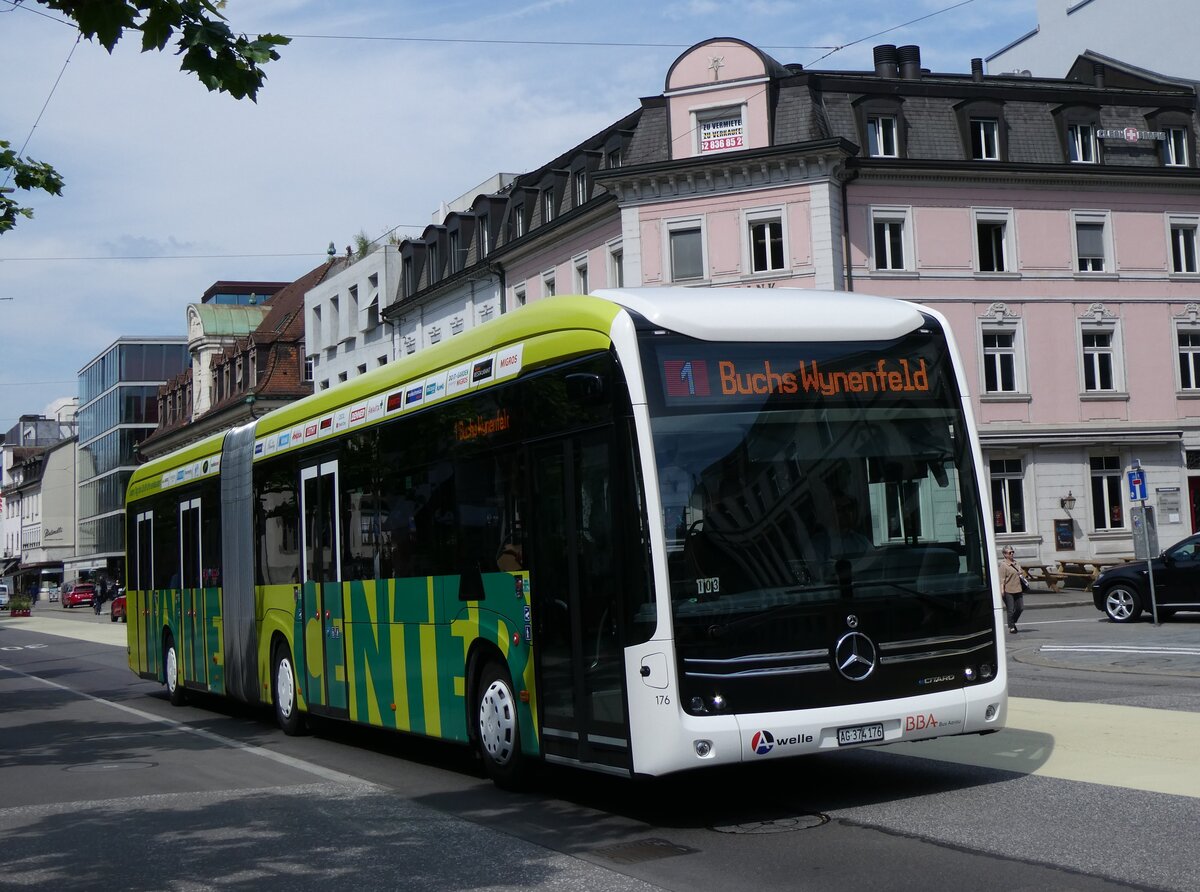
(642, 326, 989, 625)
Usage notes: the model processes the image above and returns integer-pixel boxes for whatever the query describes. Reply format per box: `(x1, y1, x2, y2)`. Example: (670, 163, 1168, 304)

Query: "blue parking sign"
(1128, 470, 1147, 501)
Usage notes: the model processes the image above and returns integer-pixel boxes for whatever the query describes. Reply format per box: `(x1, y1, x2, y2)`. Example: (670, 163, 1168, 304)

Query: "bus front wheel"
(164, 632, 186, 706)
(273, 642, 304, 736)
(475, 661, 528, 789)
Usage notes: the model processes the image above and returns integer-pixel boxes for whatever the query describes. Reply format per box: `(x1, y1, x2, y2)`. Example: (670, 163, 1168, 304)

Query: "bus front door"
(530, 431, 631, 772)
(300, 461, 348, 717)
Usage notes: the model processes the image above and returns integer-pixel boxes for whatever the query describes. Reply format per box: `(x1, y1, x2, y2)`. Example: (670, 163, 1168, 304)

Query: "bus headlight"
(694, 739, 713, 758)
(963, 666, 976, 682)
(980, 663, 994, 680)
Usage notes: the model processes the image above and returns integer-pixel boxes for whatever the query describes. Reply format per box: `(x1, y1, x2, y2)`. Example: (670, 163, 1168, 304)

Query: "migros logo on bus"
(719, 358, 930, 397)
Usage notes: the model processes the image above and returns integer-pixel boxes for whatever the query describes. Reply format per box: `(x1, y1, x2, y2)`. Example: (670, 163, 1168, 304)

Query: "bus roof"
(127, 288, 928, 500)
(593, 287, 926, 342)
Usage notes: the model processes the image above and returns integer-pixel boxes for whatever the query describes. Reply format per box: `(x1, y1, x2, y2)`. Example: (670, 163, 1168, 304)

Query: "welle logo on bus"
(661, 353, 937, 406)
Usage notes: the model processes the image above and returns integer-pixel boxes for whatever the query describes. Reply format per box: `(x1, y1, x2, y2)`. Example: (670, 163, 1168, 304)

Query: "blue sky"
(0, 0, 1038, 430)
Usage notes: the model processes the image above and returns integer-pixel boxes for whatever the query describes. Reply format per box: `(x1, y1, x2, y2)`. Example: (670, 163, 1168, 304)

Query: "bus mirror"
(566, 372, 607, 405)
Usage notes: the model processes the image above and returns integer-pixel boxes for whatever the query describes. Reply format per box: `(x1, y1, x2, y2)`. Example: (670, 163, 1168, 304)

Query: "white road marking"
(1042, 645, 1200, 656)
(0, 662, 375, 788)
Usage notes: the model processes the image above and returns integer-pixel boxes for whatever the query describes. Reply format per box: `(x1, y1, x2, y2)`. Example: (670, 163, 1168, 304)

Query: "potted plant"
(7, 595, 32, 617)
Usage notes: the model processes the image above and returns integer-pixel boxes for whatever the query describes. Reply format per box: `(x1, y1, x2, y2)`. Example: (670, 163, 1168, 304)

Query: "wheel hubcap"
(1107, 591, 1133, 620)
(166, 647, 178, 692)
(276, 657, 294, 719)
(479, 679, 516, 765)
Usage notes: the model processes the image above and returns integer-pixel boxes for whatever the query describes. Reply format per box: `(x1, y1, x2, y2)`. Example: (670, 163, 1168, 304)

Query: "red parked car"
(61, 583, 96, 609)
(109, 592, 127, 623)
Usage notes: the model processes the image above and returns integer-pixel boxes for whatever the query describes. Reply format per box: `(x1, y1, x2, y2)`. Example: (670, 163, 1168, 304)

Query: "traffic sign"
(1128, 469, 1148, 501)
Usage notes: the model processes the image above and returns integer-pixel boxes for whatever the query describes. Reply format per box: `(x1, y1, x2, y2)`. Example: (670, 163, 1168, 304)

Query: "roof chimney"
(971, 58, 984, 82)
(1092, 61, 1105, 88)
(873, 44, 899, 78)
(898, 45, 922, 80)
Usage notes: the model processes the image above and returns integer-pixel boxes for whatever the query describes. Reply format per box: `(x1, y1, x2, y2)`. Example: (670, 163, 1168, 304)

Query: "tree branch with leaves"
(2, 0, 289, 234)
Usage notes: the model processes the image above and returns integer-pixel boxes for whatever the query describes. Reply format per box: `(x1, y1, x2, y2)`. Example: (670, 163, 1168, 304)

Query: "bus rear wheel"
(164, 632, 186, 706)
(475, 661, 529, 789)
(273, 642, 305, 736)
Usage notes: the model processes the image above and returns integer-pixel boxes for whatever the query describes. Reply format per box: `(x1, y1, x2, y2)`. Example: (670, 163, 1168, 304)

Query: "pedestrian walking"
(94, 576, 109, 616)
(999, 546, 1027, 633)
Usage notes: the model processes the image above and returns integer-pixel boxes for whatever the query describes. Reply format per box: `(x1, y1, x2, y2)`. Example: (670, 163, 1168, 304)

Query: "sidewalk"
(1022, 583, 1094, 610)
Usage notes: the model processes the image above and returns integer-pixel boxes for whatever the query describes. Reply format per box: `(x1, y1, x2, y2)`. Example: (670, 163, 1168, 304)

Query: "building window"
(1090, 455, 1124, 530)
(573, 255, 589, 294)
(1074, 216, 1108, 272)
(696, 107, 745, 154)
(608, 241, 624, 287)
(574, 170, 588, 207)
(982, 331, 1017, 393)
(1068, 123, 1097, 163)
(304, 358, 314, 382)
(513, 284, 527, 308)
(867, 115, 898, 158)
(1165, 127, 1189, 167)
(748, 215, 785, 273)
(990, 458, 1025, 534)
(606, 147, 622, 169)
(1082, 331, 1115, 391)
(871, 208, 911, 271)
(970, 118, 999, 160)
(1179, 330, 1200, 389)
(478, 214, 490, 256)
(668, 222, 705, 281)
(428, 243, 440, 284)
(1170, 218, 1198, 273)
(449, 230, 461, 273)
(975, 210, 1011, 272)
(542, 271, 556, 297)
(402, 257, 414, 296)
(542, 189, 556, 223)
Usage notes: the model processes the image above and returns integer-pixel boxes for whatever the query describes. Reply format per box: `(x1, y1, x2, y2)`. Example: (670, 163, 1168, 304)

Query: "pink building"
(389, 38, 1200, 566)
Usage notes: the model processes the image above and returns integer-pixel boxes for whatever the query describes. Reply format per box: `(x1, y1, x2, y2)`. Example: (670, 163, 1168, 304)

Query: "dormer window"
(697, 107, 745, 155)
(1068, 123, 1098, 163)
(867, 115, 898, 157)
(542, 189, 556, 223)
(573, 170, 589, 207)
(1165, 127, 1190, 166)
(855, 97, 906, 160)
(970, 118, 999, 160)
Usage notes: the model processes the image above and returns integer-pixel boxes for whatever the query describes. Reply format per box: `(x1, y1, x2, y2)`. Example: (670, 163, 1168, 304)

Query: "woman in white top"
(999, 547, 1026, 633)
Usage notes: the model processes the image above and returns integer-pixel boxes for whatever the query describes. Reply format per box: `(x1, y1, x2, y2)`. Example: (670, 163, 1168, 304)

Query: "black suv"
(1092, 534, 1200, 622)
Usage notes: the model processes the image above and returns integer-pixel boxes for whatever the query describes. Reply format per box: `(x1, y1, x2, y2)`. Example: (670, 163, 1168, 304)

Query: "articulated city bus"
(124, 287, 1006, 786)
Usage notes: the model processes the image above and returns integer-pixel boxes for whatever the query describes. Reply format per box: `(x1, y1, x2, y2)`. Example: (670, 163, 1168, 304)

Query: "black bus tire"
(475, 660, 530, 789)
(164, 631, 186, 706)
(273, 642, 305, 736)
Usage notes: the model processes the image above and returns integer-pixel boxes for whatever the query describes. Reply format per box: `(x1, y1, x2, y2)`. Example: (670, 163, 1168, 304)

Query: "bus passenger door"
(529, 431, 630, 771)
(300, 461, 348, 716)
(133, 510, 154, 677)
(179, 498, 206, 689)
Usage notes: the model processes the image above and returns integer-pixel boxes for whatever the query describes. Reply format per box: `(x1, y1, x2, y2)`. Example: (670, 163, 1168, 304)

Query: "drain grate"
(592, 838, 696, 864)
(710, 813, 829, 834)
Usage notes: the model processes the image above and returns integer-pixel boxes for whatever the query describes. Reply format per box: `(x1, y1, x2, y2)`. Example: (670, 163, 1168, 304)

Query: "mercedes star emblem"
(834, 631, 878, 682)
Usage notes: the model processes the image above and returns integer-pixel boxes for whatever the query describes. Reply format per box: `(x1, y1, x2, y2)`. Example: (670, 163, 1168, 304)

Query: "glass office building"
(68, 337, 189, 580)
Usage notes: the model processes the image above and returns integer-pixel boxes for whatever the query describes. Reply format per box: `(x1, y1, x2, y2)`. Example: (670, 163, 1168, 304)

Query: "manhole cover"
(711, 814, 829, 834)
(65, 761, 157, 773)
(592, 838, 696, 864)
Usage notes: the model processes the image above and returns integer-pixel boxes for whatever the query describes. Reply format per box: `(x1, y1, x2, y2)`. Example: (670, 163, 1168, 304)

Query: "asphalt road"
(1, 603, 1198, 891)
